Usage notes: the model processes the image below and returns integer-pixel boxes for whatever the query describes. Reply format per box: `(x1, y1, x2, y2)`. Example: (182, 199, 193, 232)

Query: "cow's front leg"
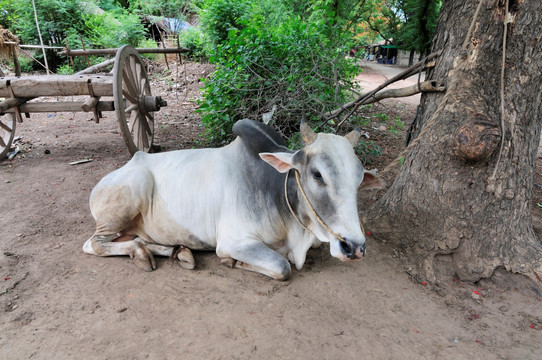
(217, 240, 291, 281)
(83, 234, 156, 271)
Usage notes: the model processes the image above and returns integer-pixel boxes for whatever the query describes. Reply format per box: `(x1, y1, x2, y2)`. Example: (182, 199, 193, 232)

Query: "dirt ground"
(1, 58, 541, 360)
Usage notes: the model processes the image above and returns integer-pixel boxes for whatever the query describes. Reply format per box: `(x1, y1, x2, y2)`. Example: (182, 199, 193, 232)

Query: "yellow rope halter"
(284, 169, 365, 243)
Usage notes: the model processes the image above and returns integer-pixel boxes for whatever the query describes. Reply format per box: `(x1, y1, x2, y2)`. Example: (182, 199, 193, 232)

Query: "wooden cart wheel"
(0, 113, 16, 159)
(113, 45, 155, 155)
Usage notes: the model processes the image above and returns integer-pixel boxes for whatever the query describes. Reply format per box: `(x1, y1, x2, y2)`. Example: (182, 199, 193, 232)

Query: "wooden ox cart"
(0, 45, 168, 159)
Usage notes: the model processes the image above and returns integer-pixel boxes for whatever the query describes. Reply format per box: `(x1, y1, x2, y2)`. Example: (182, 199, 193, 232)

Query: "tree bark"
(362, 0, 542, 286)
(408, 49, 415, 67)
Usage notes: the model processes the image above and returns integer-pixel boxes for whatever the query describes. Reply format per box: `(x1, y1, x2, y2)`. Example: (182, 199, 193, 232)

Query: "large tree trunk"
(362, 0, 542, 285)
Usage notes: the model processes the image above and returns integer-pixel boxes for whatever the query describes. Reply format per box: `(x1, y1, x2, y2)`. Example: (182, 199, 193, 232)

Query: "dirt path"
(1, 61, 541, 360)
(355, 60, 423, 106)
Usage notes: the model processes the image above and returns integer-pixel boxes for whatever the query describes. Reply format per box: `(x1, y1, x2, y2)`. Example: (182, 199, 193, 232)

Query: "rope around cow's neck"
(284, 169, 366, 243)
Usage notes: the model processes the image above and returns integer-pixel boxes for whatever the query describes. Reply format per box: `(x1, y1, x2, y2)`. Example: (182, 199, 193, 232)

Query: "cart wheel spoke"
(139, 114, 152, 136)
(132, 114, 141, 142)
(0, 114, 16, 159)
(133, 56, 147, 96)
(136, 62, 146, 94)
(138, 114, 149, 147)
(0, 118, 12, 132)
(122, 90, 138, 104)
(140, 78, 148, 96)
(130, 57, 141, 93)
(124, 104, 138, 114)
(122, 69, 138, 98)
(129, 111, 138, 133)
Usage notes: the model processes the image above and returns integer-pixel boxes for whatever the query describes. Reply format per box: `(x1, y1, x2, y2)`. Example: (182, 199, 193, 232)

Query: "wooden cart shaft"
(3, 101, 115, 113)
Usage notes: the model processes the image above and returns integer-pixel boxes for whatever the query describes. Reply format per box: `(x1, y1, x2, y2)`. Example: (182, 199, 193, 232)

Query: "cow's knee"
(234, 257, 291, 281)
(219, 241, 291, 280)
(83, 234, 115, 256)
(272, 258, 291, 281)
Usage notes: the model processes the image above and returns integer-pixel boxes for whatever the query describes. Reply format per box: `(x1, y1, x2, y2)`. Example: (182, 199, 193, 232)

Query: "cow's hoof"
(220, 257, 236, 268)
(176, 247, 195, 270)
(129, 242, 156, 272)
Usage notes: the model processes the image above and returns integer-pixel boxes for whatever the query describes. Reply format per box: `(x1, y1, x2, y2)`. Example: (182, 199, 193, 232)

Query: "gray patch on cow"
(238, 150, 289, 223)
(233, 119, 289, 156)
(230, 120, 294, 228)
(292, 149, 307, 167)
(312, 153, 339, 181)
(303, 153, 337, 220)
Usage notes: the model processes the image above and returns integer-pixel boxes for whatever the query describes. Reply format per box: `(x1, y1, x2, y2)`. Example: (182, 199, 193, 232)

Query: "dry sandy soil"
(1, 59, 541, 360)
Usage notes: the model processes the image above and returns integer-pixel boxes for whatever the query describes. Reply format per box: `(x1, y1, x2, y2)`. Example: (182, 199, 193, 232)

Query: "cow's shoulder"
(233, 119, 290, 155)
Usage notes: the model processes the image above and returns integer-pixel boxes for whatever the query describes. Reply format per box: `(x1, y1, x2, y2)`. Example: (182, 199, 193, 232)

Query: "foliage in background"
(177, 27, 210, 60)
(392, 0, 441, 56)
(198, 5, 361, 144)
(199, 0, 251, 48)
(0, 0, 20, 32)
(0, 0, 442, 144)
(0, 0, 146, 72)
(128, 0, 200, 19)
(354, 0, 442, 55)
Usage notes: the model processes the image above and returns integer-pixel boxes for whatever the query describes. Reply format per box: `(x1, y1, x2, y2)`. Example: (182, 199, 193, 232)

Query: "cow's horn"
(345, 128, 362, 147)
(300, 121, 317, 145)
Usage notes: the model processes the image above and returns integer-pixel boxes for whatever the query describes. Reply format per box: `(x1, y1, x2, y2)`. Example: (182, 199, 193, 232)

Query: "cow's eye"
(312, 170, 324, 183)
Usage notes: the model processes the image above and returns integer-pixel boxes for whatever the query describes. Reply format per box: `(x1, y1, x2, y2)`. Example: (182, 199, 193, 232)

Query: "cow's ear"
(360, 170, 385, 190)
(259, 152, 294, 173)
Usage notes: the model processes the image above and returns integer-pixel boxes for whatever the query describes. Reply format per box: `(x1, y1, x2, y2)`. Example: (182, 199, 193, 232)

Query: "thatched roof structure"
(0, 26, 19, 59)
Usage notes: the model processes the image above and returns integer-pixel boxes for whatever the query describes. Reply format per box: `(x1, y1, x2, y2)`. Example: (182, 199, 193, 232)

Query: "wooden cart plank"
(0, 75, 115, 97)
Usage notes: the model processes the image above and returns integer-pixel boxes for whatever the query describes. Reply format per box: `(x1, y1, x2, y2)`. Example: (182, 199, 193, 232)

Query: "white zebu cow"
(83, 119, 382, 280)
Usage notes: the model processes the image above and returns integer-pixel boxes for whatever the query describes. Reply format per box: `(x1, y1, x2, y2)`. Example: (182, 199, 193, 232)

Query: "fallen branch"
(75, 58, 115, 75)
(327, 51, 440, 127)
(326, 80, 445, 119)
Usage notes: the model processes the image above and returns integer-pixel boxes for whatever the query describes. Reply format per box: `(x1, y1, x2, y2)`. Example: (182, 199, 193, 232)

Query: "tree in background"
(392, 0, 441, 61)
(352, 0, 441, 64)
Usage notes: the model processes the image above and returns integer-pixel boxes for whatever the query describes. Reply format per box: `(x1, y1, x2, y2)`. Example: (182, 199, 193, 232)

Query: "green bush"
(199, 0, 251, 48)
(138, 38, 159, 61)
(198, 15, 361, 144)
(83, 11, 145, 49)
(178, 27, 210, 60)
(57, 63, 74, 75)
(356, 140, 383, 166)
(18, 56, 34, 73)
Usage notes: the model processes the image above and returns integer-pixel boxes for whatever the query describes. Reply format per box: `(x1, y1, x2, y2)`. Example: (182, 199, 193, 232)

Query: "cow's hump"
(233, 119, 289, 155)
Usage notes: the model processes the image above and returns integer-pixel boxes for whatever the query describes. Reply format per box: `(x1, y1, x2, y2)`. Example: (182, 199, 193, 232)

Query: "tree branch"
(327, 80, 445, 120)
(327, 51, 441, 127)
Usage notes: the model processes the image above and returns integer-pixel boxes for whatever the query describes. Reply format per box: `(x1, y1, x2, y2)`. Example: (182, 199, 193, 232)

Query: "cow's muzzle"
(340, 239, 366, 260)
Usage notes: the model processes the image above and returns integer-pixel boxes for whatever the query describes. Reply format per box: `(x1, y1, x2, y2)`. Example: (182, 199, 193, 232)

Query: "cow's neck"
(285, 169, 304, 229)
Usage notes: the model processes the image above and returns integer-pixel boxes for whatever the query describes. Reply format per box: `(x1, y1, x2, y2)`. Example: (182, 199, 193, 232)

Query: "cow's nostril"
(340, 239, 357, 259)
